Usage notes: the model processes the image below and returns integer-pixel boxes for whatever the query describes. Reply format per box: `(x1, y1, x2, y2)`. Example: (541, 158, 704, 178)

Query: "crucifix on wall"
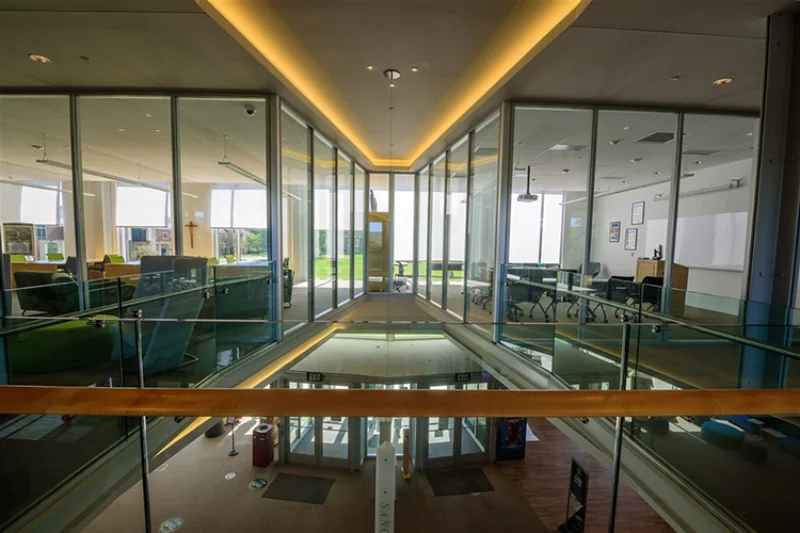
(185, 220, 198, 249)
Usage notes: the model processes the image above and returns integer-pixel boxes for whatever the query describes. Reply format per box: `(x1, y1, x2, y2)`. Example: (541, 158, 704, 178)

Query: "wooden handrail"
(1, 386, 799, 418)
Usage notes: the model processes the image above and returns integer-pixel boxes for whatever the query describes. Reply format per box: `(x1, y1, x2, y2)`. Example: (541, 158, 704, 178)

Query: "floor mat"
(262, 473, 335, 505)
(426, 467, 494, 497)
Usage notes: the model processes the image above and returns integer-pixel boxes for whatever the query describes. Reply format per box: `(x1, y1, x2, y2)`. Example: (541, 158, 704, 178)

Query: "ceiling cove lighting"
(712, 77, 733, 86)
(198, 0, 590, 169)
(35, 159, 198, 199)
(0, 178, 95, 197)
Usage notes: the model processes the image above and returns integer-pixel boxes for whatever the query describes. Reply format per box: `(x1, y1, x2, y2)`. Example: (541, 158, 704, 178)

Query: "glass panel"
(336, 153, 352, 306)
(80, 97, 173, 264)
(510, 107, 591, 291)
(430, 156, 446, 306)
(466, 114, 499, 327)
(428, 385, 455, 458)
(313, 134, 335, 317)
(288, 382, 315, 456)
(417, 167, 430, 298)
(671, 114, 757, 319)
(321, 385, 348, 460)
(589, 110, 678, 293)
(354, 165, 366, 297)
(281, 107, 309, 329)
(393, 174, 414, 293)
(447, 138, 468, 318)
(368, 173, 390, 292)
(0, 96, 77, 326)
(178, 97, 267, 270)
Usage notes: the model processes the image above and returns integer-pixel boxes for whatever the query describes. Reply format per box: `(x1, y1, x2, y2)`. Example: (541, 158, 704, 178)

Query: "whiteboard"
(644, 212, 748, 271)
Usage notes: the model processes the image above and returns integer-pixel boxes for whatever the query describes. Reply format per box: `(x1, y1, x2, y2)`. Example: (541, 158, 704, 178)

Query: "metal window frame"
(412, 171, 420, 295)
(267, 95, 283, 339)
(170, 96, 184, 255)
(426, 163, 434, 300)
(333, 147, 339, 308)
(388, 173, 396, 293)
(307, 126, 316, 323)
(492, 102, 515, 342)
(463, 130, 475, 323)
(350, 159, 356, 301)
(69, 95, 89, 310)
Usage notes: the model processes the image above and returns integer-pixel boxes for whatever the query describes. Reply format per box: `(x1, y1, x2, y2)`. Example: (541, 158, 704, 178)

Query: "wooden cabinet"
(635, 259, 689, 315)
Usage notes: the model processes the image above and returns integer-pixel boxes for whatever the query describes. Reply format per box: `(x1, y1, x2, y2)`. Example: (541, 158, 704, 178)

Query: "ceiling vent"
(683, 148, 719, 156)
(550, 144, 586, 151)
(635, 132, 674, 144)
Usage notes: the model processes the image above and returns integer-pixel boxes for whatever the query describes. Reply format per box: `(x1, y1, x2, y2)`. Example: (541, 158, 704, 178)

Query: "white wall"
(590, 159, 753, 303)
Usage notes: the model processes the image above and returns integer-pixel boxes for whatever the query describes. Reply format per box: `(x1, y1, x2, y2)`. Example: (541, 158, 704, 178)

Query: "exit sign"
(454, 372, 472, 383)
(306, 372, 325, 383)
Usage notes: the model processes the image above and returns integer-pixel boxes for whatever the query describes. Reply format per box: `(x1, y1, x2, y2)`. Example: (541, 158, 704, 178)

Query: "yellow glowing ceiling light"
(198, 0, 589, 170)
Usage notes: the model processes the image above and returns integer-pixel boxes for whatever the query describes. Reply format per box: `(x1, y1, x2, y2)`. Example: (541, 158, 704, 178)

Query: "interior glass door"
(286, 381, 351, 468)
(287, 382, 316, 463)
(425, 383, 490, 468)
(320, 384, 349, 466)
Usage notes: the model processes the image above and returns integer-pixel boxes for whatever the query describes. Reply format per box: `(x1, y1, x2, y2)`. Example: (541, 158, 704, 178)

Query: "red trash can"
(252, 423, 275, 468)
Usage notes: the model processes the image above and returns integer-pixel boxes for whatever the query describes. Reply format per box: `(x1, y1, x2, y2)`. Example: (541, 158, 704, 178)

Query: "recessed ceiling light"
(623, 126, 629, 131)
(389, 82, 396, 88)
(366, 65, 374, 71)
(118, 128, 125, 132)
(746, 132, 753, 136)
(630, 157, 643, 163)
(712, 77, 733, 86)
(694, 160, 702, 164)
(654, 171, 661, 175)
(155, 129, 161, 133)
(411, 66, 419, 73)
(29, 53, 51, 64)
(145, 113, 153, 118)
(383, 69, 401, 80)
(669, 75, 680, 82)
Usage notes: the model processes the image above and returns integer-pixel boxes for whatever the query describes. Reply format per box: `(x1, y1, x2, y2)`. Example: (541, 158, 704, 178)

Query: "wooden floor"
(499, 418, 674, 533)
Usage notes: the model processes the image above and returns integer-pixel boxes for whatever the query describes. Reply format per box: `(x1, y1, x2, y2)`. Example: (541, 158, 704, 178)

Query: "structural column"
(492, 102, 514, 343)
(743, 11, 799, 387)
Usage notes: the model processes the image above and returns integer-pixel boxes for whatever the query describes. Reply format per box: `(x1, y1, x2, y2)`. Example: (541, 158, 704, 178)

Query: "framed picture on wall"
(631, 201, 645, 225)
(609, 222, 621, 243)
(2, 223, 35, 255)
(624, 228, 638, 251)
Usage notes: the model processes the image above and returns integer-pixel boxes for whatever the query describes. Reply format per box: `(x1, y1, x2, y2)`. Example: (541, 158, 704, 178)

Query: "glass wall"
(589, 110, 678, 282)
(510, 107, 591, 275)
(447, 137, 468, 318)
(430, 156, 446, 306)
(281, 107, 310, 327)
(672, 114, 757, 314)
(80, 96, 174, 263)
(368, 173, 390, 292)
(0, 96, 75, 300)
(466, 113, 499, 327)
(393, 174, 415, 292)
(313, 133, 335, 317)
(416, 167, 430, 297)
(354, 165, 366, 297)
(336, 152, 352, 306)
(178, 97, 267, 265)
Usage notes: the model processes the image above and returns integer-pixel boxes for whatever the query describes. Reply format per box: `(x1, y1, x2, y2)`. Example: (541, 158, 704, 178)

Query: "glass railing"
(4, 272, 800, 532)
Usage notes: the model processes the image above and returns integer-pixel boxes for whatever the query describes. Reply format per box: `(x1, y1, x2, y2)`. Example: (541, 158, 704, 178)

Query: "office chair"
(591, 276, 635, 323)
(469, 267, 493, 312)
(393, 261, 410, 292)
(505, 269, 551, 322)
(47, 252, 64, 262)
(636, 276, 664, 314)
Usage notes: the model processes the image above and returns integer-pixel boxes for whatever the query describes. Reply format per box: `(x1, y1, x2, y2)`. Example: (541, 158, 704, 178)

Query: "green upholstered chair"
(47, 252, 64, 261)
(10, 254, 26, 263)
(207, 257, 219, 266)
(104, 254, 125, 263)
(223, 255, 236, 264)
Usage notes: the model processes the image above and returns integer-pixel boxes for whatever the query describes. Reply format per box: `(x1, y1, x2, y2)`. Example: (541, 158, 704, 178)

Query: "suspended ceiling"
(0, 0, 794, 175)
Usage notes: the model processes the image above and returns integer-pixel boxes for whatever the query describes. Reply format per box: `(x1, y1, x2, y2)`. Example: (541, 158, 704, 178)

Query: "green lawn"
(313, 254, 364, 280)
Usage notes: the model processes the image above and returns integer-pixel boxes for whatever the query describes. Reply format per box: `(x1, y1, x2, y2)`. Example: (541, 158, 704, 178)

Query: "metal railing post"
(608, 322, 631, 533)
(134, 315, 153, 533)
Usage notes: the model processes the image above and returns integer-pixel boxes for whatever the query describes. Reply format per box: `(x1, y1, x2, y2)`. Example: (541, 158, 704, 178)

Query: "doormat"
(262, 473, 335, 505)
(426, 467, 494, 497)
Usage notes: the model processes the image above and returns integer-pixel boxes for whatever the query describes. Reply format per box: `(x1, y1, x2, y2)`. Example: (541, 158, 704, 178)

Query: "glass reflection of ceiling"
(290, 332, 483, 380)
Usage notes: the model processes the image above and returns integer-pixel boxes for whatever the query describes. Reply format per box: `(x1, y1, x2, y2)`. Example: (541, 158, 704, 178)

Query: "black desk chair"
(565, 263, 600, 320)
(505, 269, 551, 322)
(393, 261, 410, 292)
(637, 276, 664, 314)
(591, 276, 635, 323)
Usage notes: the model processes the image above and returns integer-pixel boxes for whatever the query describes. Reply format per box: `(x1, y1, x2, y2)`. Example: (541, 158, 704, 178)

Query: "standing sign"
(496, 418, 527, 460)
(559, 458, 589, 533)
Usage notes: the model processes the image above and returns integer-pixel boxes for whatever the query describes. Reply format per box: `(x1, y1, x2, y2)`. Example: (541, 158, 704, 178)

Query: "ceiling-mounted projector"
(517, 165, 538, 203)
